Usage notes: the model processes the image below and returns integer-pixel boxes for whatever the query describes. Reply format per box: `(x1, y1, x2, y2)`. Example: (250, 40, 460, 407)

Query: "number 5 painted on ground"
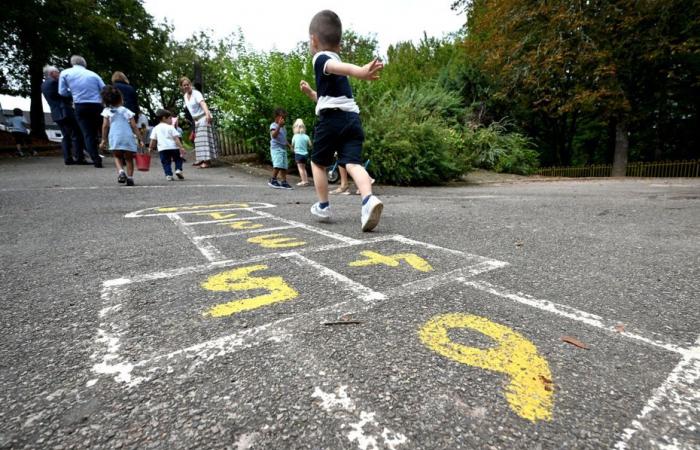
(201, 264, 298, 318)
(419, 313, 554, 422)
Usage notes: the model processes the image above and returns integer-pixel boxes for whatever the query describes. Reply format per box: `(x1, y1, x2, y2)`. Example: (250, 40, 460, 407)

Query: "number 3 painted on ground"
(419, 313, 554, 422)
(201, 264, 298, 318)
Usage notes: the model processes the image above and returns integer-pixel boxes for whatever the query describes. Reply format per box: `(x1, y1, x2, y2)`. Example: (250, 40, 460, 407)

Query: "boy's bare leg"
(346, 163, 373, 198)
(279, 169, 287, 182)
(311, 162, 329, 203)
(271, 168, 280, 179)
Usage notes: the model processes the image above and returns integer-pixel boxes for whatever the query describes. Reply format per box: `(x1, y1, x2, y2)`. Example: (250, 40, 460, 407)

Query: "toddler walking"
(267, 108, 293, 190)
(300, 10, 384, 231)
(149, 109, 186, 181)
(291, 119, 311, 186)
(99, 86, 142, 186)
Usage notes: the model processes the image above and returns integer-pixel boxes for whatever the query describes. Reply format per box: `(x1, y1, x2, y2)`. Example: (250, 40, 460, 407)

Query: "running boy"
(149, 109, 186, 181)
(300, 10, 384, 231)
(268, 108, 293, 190)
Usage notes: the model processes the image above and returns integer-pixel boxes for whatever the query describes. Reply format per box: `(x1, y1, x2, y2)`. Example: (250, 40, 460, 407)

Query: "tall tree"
(1, 0, 168, 138)
(454, 0, 700, 168)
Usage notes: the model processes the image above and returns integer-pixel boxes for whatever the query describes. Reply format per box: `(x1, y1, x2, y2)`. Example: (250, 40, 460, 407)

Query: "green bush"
(466, 121, 539, 175)
(361, 85, 471, 185)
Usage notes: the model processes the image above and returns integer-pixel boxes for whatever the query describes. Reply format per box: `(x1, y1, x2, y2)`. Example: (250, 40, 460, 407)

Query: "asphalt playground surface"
(1, 155, 698, 449)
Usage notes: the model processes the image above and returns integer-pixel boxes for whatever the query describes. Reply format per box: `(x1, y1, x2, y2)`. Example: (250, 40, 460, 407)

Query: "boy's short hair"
(155, 109, 172, 120)
(309, 10, 342, 47)
(100, 85, 123, 107)
(12, 108, 23, 116)
(273, 107, 287, 118)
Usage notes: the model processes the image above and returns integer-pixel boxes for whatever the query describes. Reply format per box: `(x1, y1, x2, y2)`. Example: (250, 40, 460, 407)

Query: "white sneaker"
(175, 169, 184, 180)
(166, 175, 174, 181)
(361, 196, 383, 232)
(310, 202, 331, 222)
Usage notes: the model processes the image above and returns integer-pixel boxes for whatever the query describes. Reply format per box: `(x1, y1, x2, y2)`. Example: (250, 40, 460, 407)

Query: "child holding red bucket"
(149, 109, 187, 181)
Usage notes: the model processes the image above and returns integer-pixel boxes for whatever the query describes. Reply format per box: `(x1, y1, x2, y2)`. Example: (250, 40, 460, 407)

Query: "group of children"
(94, 9, 384, 231)
(99, 85, 186, 186)
(266, 9, 384, 231)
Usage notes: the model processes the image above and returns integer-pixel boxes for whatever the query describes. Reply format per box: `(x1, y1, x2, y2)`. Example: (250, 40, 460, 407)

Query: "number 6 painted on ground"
(201, 264, 298, 318)
(419, 313, 554, 422)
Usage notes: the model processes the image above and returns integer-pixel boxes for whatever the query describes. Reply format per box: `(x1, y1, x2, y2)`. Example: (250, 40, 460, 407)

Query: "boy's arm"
(174, 136, 185, 152)
(100, 117, 109, 150)
(325, 58, 384, 81)
(149, 138, 157, 152)
(299, 80, 317, 102)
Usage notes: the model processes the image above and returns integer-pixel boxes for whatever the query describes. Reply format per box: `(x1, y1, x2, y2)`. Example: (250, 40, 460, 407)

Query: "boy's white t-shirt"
(150, 123, 180, 151)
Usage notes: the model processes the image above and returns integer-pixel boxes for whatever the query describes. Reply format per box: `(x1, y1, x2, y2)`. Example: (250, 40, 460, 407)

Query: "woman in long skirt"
(180, 77, 217, 168)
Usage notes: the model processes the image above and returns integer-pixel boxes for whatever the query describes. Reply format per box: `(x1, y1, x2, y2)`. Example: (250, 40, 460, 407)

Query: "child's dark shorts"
(294, 153, 308, 164)
(12, 132, 31, 146)
(311, 109, 364, 167)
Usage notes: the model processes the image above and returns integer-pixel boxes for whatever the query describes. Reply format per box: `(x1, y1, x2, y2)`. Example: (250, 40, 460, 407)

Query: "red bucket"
(135, 152, 151, 171)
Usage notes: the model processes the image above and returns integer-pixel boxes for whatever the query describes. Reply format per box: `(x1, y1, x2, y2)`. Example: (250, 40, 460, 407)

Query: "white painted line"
(614, 337, 700, 450)
(462, 280, 688, 355)
(180, 215, 264, 226)
(288, 253, 386, 303)
(194, 225, 300, 240)
(249, 209, 362, 245)
(167, 213, 226, 262)
(312, 386, 408, 450)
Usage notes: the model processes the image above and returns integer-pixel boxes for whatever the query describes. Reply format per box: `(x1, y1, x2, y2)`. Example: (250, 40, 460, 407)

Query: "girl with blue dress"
(99, 85, 142, 186)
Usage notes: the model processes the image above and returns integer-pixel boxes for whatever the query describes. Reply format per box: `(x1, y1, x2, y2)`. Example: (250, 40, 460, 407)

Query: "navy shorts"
(294, 153, 308, 164)
(311, 109, 364, 168)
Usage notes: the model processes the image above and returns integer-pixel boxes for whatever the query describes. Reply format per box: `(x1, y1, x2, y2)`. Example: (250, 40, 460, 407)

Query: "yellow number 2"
(201, 265, 298, 318)
(419, 313, 553, 422)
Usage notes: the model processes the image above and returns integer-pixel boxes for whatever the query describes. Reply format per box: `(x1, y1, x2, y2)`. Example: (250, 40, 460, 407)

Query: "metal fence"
(216, 131, 255, 156)
(537, 160, 700, 178)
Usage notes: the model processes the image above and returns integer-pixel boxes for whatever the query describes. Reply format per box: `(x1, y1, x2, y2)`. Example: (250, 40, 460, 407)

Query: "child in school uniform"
(291, 118, 312, 186)
(300, 10, 384, 231)
(268, 108, 293, 190)
(149, 109, 186, 181)
(99, 86, 142, 186)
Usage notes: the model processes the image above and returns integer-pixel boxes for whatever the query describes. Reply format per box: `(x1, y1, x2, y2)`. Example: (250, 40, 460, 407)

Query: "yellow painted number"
(201, 264, 298, 318)
(349, 250, 433, 272)
(224, 221, 263, 230)
(198, 212, 239, 220)
(247, 234, 306, 249)
(419, 313, 553, 422)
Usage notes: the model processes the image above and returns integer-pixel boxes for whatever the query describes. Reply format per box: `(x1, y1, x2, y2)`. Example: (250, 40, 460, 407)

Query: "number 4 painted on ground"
(349, 250, 433, 272)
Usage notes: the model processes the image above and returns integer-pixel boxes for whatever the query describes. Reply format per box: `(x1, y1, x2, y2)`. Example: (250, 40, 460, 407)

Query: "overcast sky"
(142, 0, 466, 54)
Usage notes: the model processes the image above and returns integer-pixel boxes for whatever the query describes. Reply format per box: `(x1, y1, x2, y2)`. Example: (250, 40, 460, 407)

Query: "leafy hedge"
(361, 85, 471, 185)
(466, 121, 539, 175)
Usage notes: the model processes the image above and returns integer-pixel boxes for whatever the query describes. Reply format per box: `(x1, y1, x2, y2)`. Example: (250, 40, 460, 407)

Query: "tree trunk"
(29, 54, 47, 140)
(611, 121, 629, 177)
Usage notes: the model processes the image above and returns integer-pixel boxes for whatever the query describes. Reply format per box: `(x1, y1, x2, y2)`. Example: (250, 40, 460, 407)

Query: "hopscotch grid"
(92, 233, 507, 386)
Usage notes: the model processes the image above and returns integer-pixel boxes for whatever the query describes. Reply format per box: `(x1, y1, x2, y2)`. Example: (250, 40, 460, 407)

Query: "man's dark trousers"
(74, 103, 103, 167)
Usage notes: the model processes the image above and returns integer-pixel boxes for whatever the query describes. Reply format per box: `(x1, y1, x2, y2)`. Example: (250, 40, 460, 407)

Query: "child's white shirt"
(150, 123, 180, 151)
